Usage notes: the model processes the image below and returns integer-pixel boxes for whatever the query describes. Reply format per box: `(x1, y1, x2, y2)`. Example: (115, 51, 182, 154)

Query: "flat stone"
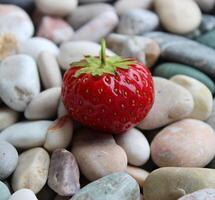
(0, 121, 52, 149)
(0, 181, 11, 200)
(24, 87, 61, 120)
(12, 148, 50, 194)
(9, 189, 38, 200)
(71, 173, 140, 200)
(71, 129, 127, 181)
(179, 189, 215, 200)
(0, 54, 40, 111)
(48, 149, 80, 196)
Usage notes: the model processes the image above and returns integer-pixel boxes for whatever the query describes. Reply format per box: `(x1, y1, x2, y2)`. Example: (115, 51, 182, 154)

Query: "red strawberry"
(62, 40, 154, 134)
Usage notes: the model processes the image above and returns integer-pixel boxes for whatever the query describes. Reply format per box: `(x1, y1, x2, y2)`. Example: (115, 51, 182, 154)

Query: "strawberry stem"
(100, 39, 106, 66)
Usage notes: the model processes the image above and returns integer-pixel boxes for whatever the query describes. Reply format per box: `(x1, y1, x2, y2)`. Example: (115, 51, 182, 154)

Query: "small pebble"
(0, 108, 18, 131)
(0, 181, 11, 200)
(9, 189, 38, 200)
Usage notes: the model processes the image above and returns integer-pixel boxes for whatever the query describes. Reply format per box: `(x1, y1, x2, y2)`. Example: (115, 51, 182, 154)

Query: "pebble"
(0, 54, 40, 111)
(67, 3, 114, 30)
(18, 37, 59, 60)
(200, 15, 215, 34)
(48, 149, 80, 196)
(58, 100, 68, 117)
(117, 9, 159, 35)
(24, 87, 61, 120)
(0, 4, 34, 41)
(194, 0, 215, 12)
(138, 77, 194, 130)
(106, 33, 160, 67)
(153, 63, 215, 94)
(0, 141, 18, 180)
(9, 189, 38, 200)
(0, 181, 11, 200)
(155, 0, 201, 34)
(44, 116, 73, 152)
(207, 99, 215, 130)
(145, 32, 215, 78)
(71, 172, 140, 200)
(37, 52, 62, 89)
(170, 75, 213, 120)
(71, 129, 127, 181)
(115, 128, 150, 166)
(126, 166, 149, 188)
(179, 188, 215, 200)
(114, 0, 152, 15)
(151, 119, 215, 167)
(37, 16, 74, 44)
(72, 10, 119, 42)
(144, 167, 215, 200)
(12, 148, 50, 194)
(57, 41, 115, 70)
(0, 108, 18, 131)
(197, 29, 215, 49)
(0, 121, 52, 149)
(35, 0, 78, 17)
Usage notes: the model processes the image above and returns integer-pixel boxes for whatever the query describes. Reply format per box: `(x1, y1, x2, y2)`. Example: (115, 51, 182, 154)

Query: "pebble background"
(0, 0, 215, 200)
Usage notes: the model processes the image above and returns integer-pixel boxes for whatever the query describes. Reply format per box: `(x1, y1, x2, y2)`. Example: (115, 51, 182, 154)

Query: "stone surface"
(115, 128, 150, 166)
(71, 129, 127, 181)
(12, 148, 50, 194)
(0, 121, 52, 149)
(155, 0, 201, 34)
(200, 15, 215, 33)
(117, 9, 159, 35)
(0, 108, 18, 131)
(171, 75, 213, 120)
(71, 173, 140, 200)
(18, 37, 59, 59)
(151, 119, 215, 167)
(107, 34, 160, 67)
(9, 189, 38, 200)
(72, 10, 119, 42)
(198, 29, 215, 49)
(44, 116, 73, 152)
(37, 16, 74, 44)
(207, 99, 215, 130)
(0, 141, 18, 180)
(0, 181, 11, 200)
(37, 52, 62, 89)
(179, 189, 215, 200)
(0, 4, 34, 41)
(0, 54, 40, 111)
(144, 167, 215, 200)
(138, 77, 194, 130)
(35, 0, 78, 16)
(24, 87, 61, 120)
(48, 149, 80, 196)
(194, 0, 215, 12)
(57, 41, 115, 70)
(153, 63, 215, 94)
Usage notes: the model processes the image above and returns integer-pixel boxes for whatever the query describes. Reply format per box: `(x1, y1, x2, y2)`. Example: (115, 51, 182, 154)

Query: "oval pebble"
(12, 148, 50, 194)
(115, 128, 150, 166)
(0, 108, 18, 131)
(0, 121, 52, 149)
(151, 119, 215, 167)
(0, 181, 11, 200)
(9, 189, 38, 200)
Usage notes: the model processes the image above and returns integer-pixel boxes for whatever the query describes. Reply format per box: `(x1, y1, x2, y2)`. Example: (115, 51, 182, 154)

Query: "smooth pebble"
(9, 189, 38, 200)
(0, 108, 18, 131)
(0, 181, 11, 200)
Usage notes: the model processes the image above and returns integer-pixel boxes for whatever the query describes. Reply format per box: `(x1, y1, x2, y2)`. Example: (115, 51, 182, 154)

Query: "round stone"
(9, 189, 38, 200)
(0, 181, 11, 200)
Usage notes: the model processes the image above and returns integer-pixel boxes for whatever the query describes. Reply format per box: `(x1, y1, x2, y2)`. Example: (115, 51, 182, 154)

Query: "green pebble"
(153, 63, 215, 94)
(0, 181, 11, 200)
(197, 29, 215, 49)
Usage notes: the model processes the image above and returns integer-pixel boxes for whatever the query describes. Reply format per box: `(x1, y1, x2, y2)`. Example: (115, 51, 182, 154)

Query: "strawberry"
(62, 40, 154, 134)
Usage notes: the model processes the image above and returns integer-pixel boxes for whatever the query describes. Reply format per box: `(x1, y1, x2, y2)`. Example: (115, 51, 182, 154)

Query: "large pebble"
(71, 172, 140, 200)
(194, 0, 215, 12)
(35, 0, 77, 17)
(107, 33, 160, 66)
(18, 37, 59, 59)
(0, 55, 40, 111)
(117, 9, 159, 35)
(0, 121, 52, 149)
(207, 99, 215, 130)
(44, 116, 73, 152)
(37, 52, 62, 89)
(171, 75, 213, 120)
(138, 77, 194, 130)
(72, 10, 119, 42)
(71, 129, 127, 181)
(0, 181, 11, 200)
(24, 87, 61, 120)
(144, 167, 215, 200)
(58, 41, 115, 70)
(0, 141, 18, 180)
(115, 128, 150, 166)
(12, 148, 50, 194)
(153, 63, 215, 94)
(0, 4, 34, 41)
(9, 189, 38, 200)
(151, 119, 215, 167)
(0, 108, 18, 131)
(155, 0, 201, 34)
(48, 149, 80, 196)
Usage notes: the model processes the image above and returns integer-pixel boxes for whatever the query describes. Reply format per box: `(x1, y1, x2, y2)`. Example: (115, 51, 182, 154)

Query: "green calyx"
(71, 39, 137, 77)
